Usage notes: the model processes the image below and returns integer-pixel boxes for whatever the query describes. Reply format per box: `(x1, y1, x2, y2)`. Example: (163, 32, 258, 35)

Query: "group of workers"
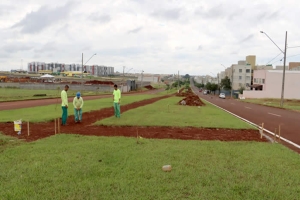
(60, 84, 121, 125)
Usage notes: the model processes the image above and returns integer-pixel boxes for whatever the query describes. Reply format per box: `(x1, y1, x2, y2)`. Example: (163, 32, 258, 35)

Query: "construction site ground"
(0, 87, 267, 143)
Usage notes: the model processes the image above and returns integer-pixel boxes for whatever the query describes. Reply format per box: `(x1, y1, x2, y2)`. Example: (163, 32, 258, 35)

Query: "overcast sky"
(1, 0, 300, 75)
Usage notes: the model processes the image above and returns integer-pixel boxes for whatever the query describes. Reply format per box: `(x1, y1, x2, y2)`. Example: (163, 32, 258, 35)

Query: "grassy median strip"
(0, 134, 300, 199)
(241, 98, 300, 111)
(97, 97, 254, 129)
(0, 95, 158, 123)
(0, 88, 109, 102)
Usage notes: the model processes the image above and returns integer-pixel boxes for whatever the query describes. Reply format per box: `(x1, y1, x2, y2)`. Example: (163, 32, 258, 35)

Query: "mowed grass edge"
(0, 94, 161, 123)
(241, 98, 300, 111)
(0, 134, 300, 199)
(97, 97, 254, 129)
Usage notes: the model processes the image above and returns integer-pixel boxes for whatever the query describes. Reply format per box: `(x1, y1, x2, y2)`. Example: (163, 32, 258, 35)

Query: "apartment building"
(28, 62, 114, 76)
(228, 62, 252, 90)
(289, 62, 300, 70)
(243, 70, 300, 99)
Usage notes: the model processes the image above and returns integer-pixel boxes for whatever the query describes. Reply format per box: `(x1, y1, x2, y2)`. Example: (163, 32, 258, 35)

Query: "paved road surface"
(0, 89, 164, 111)
(192, 86, 300, 147)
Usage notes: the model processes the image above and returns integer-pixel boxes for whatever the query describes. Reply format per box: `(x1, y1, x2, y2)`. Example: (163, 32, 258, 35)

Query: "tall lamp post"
(81, 53, 97, 92)
(260, 31, 287, 107)
(221, 64, 227, 76)
(140, 70, 144, 91)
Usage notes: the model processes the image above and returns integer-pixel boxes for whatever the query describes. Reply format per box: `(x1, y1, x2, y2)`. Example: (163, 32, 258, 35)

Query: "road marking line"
(192, 87, 300, 150)
(245, 107, 252, 109)
(268, 113, 281, 117)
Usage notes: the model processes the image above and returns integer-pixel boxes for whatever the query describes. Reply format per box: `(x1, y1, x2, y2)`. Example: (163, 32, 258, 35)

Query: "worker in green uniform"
(73, 92, 84, 123)
(113, 84, 121, 118)
(61, 85, 69, 125)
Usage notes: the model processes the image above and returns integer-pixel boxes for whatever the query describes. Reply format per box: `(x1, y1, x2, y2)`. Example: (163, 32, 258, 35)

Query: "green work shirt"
(113, 89, 121, 103)
(73, 97, 84, 109)
(61, 90, 68, 106)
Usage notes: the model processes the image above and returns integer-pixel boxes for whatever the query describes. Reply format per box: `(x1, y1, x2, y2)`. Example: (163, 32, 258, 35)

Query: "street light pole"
(221, 64, 227, 76)
(81, 53, 96, 92)
(280, 31, 288, 107)
(140, 70, 144, 91)
(231, 66, 233, 99)
(260, 31, 287, 107)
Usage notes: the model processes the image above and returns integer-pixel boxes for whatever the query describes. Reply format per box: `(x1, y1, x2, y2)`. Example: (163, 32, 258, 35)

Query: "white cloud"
(0, 0, 300, 75)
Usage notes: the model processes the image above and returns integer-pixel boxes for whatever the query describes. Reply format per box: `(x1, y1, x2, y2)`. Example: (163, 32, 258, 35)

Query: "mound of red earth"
(144, 85, 155, 90)
(179, 95, 205, 106)
(177, 87, 205, 106)
(85, 80, 114, 85)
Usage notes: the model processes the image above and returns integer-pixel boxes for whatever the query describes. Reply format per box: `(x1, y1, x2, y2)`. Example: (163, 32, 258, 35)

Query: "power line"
(271, 53, 300, 64)
(266, 52, 282, 65)
(288, 45, 300, 49)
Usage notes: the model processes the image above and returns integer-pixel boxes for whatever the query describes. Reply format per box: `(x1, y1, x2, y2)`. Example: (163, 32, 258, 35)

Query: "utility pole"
(140, 70, 144, 91)
(177, 71, 179, 91)
(123, 66, 125, 77)
(231, 66, 233, 98)
(217, 73, 220, 94)
(280, 31, 288, 107)
(81, 53, 83, 92)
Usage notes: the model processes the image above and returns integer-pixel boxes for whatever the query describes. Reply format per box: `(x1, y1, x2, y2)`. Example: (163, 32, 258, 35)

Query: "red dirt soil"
(144, 85, 155, 90)
(0, 95, 267, 143)
(177, 88, 205, 106)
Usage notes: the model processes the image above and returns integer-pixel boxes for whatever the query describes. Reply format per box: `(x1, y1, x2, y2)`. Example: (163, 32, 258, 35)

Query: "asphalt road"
(192, 86, 300, 147)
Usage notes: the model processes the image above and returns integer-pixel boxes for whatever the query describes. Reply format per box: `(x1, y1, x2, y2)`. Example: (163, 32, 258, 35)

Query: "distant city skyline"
(1, 0, 300, 75)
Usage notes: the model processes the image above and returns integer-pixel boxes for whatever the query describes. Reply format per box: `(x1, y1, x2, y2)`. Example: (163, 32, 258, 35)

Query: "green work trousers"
(62, 106, 68, 125)
(113, 102, 121, 118)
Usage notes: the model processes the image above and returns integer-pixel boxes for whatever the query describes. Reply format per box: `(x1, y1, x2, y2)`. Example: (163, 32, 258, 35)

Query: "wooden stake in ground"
(274, 128, 277, 142)
(136, 128, 139, 144)
(57, 118, 60, 134)
(55, 118, 57, 135)
(260, 123, 264, 139)
(278, 125, 281, 143)
(27, 121, 30, 136)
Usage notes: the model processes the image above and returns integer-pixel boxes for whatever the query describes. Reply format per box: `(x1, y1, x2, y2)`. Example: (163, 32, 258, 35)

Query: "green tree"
(183, 74, 190, 79)
(205, 82, 212, 90)
(239, 86, 245, 94)
(210, 83, 218, 94)
(220, 76, 231, 90)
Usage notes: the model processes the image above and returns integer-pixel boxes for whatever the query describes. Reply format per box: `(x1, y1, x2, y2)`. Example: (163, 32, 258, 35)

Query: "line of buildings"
(27, 62, 114, 76)
(195, 55, 300, 99)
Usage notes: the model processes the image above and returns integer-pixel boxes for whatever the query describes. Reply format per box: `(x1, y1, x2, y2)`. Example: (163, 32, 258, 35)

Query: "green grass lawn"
(0, 132, 23, 153)
(1, 134, 300, 199)
(97, 97, 253, 129)
(0, 88, 108, 102)
(0, 95, 158, 123)
(241, 98, 300, 111)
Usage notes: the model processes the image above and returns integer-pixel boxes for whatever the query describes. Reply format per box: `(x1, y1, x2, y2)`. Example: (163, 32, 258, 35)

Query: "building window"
(239, 83, 242, 87)
(254, 78, 257, 83)
(262, 79, 265, 84)
(246, 76, 250, 80)
(259, 79, 261, 83)
(239, 69, 242, 73)
(246, 69, 250, 73)
(239, 76, 242, 80)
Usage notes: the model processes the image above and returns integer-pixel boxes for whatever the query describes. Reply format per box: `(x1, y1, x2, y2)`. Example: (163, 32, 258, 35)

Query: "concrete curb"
(192, 87, 300, 149)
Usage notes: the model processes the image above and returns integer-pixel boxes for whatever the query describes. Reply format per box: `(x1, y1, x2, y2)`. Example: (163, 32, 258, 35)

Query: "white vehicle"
(219, 93, 226, 99)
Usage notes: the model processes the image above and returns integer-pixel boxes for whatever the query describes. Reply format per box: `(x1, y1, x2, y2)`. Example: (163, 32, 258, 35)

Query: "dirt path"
(0, 93, 267, 143)
(0, 89, 164, 111)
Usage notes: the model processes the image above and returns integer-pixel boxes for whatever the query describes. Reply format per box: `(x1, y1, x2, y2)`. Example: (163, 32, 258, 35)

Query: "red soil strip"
(144, 85, 155, 90)
(177, 87, 205, 106)
(0, 95, 267, 143)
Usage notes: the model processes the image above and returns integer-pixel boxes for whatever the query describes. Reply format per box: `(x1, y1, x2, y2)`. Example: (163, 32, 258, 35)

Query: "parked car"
(203, 90, 207, 95)
(219, 93, 226, 99)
